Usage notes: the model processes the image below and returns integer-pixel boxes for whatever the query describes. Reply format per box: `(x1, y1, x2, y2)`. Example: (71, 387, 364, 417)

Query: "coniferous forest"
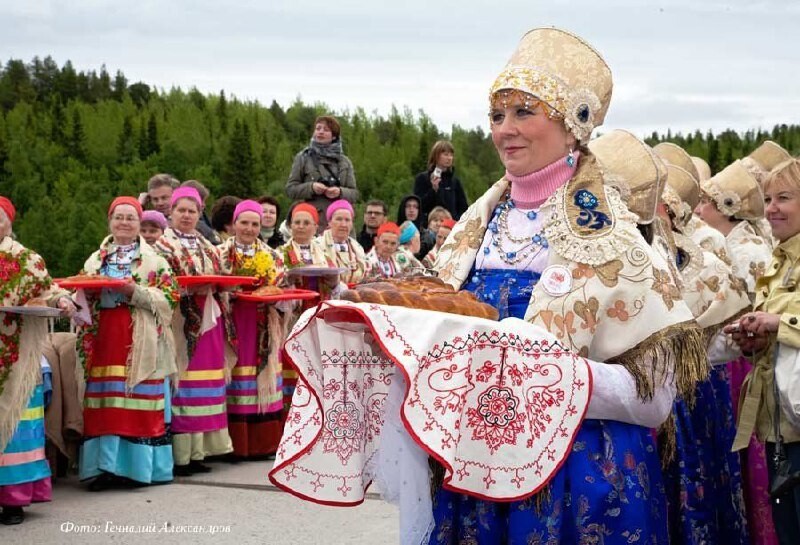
(1, 56, 798, 277)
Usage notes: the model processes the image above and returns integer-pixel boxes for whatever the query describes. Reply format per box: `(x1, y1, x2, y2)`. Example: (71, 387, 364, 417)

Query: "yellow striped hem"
(180, 369, 224, 381)
(226, 395, 258, 405)
(89, 365, 127, 378)
(231, 366, 257, 377)
(84, 397, 165, 411)
(172, 403, 226, 416)
(21, 406, 44, 421)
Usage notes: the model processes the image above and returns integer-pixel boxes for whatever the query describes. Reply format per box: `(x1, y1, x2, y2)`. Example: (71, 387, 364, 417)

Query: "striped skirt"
(80, 306, 172, 484)
(0, 384, 52, 507)
(227, 301, 282, 457)
(171, 298, 232, 464)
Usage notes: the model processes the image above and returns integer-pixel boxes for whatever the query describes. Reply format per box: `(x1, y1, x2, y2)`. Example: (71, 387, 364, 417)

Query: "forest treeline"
(1, 56, 798, 276)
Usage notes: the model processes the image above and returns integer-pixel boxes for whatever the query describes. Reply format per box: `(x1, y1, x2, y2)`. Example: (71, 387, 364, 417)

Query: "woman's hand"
(312, 182, 327, 195)
(740, 311, 781, 336)
(324, 186, 341, 199)
(114, 278, 137, 298)
(431, 174, 441, 191)
(56, 296, 78, 318)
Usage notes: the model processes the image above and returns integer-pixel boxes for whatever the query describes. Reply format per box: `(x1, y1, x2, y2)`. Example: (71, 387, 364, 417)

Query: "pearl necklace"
(484, 196, 548, 266)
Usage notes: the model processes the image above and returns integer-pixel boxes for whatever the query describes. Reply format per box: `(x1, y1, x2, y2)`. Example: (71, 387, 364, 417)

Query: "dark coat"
(413, 168, 468, 227)
(396, 194, 435, 261)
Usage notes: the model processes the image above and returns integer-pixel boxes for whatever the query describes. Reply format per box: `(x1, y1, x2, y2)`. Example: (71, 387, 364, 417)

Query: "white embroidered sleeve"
(708, 330, 741, 366)
(585, 356, 675, 428)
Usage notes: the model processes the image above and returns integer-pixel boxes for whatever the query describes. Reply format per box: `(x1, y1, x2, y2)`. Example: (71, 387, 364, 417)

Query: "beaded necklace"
(482, 193, 549, 266)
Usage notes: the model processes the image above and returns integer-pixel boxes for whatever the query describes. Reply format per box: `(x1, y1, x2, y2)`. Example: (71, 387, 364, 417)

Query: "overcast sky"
(1, 0, 798, 139)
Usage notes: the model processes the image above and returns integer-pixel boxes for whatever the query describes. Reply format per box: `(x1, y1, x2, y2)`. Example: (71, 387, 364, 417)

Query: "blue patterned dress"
(429, 202, 669, 544)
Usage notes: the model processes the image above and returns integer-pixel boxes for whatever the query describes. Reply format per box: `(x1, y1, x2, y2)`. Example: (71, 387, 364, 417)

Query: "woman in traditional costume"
(365, 222, 423, 279)
(727, 158, 800, 545)
(77, 197, 178, 491)
(430, 28, 704, 543)
(154, 187, 234, 476)
(319, 199, 367, 285)
(219, 200, 286, 458)
(0, 196, 76, 524)
(696, 160, 779, 544)
(597, 136, 752, 544)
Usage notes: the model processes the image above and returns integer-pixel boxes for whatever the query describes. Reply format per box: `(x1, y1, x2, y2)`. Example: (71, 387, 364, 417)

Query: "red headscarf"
(292, 203, 319, 224)
(0, 196, 15, 224)
(108, 196, 144, 219)
(377, 222, 401, 237)
(441, 219, 457, 230)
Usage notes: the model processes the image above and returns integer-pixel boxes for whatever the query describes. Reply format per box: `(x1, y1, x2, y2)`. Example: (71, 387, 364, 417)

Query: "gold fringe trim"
(608, 320, 707, 404)
(657, 411, 678, 468)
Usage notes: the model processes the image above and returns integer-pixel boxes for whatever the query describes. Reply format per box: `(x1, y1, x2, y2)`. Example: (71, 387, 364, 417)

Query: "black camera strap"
(773, 345, 785, 466)
(307, 150, 341, 186)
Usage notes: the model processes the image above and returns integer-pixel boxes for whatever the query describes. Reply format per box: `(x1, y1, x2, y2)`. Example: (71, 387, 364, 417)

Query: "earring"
(566, 147, 576, 168)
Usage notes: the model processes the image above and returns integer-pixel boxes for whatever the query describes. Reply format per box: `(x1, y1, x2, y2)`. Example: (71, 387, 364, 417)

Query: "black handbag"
(769, 350, 800, 500)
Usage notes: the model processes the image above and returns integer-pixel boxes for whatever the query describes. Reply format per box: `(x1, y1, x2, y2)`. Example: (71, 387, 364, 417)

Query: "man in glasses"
(357, 199, 387, 253)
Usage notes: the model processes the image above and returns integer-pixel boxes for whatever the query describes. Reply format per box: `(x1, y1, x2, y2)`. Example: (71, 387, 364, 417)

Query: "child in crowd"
(139, 210, 168, 245)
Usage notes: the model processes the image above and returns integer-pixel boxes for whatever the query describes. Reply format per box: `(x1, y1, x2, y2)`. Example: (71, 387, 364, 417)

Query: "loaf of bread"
(340, 276, 498, 320)
(252, 285, 283, 296)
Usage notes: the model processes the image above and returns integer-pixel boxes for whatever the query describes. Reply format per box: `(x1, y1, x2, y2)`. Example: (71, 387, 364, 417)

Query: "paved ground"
(4, 459, 399, 544)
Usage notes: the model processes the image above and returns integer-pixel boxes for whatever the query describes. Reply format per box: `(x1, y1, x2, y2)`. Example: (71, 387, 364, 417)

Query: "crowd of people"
(1, 24, 800, 545)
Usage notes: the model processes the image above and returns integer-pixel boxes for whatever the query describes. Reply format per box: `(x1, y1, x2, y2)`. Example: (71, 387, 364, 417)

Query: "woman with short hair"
(285, 115, 358, 232)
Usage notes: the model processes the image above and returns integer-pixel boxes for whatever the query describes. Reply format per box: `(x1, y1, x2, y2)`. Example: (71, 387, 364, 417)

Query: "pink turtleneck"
(506, 151, 580, 209)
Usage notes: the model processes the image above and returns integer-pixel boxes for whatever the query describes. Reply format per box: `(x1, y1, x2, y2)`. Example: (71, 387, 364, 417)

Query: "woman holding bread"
(431, 28, 702, 543)
(219, 200, 286, 458)
(77, 197, 178, 491)
(154, 187, 235, 475)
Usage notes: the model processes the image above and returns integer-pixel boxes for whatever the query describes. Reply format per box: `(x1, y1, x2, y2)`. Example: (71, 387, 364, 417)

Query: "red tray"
(236, 289, 319, 303)
(176, 275, 258, 287)
(56, 277, 129, 289)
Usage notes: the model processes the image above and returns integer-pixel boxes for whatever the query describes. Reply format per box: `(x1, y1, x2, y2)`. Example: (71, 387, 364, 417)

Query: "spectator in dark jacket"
(357, 199, 387, 254)
(396, 194, 435, 261)
(256, 196, 286, 249)
(413, 140, 468, 228)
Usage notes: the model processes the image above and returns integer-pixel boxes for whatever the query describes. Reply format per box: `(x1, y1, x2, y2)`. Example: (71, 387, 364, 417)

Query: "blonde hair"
(764, 158, 800, 193)
(427, 206, 452, 224)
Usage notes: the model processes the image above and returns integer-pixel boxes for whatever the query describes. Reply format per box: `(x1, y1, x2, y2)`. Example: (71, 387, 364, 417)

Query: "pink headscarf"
(107, 196, 143, 219)
(326, 199, 354, 222)
(234, 199, 264, 221)
(170, 187, 204, 209)
(141, 210, 168, 230)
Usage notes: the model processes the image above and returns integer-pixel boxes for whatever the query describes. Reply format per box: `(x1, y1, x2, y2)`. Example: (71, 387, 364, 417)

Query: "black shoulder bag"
(770, 345, 800, 500)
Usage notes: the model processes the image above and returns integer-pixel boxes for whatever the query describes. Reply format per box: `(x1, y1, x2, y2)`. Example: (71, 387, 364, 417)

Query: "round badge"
(540, 265, 572, 297)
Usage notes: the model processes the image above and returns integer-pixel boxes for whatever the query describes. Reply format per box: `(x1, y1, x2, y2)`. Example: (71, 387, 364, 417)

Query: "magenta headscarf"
(170, 187, 204, 209)
(326, 199, 354, 222)
(233, 199, 264, 221)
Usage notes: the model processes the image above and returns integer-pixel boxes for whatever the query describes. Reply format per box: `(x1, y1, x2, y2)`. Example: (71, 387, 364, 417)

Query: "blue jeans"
(766, 441, 800, 545)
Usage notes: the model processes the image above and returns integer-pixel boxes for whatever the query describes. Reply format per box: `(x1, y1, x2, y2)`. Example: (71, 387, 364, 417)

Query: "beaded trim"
(490, 66, 601, 142)
(543, 183, 641, 266)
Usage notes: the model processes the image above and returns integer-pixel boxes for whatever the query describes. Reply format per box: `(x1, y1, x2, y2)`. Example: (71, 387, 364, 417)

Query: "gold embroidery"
(594, 260, 623, 288)
(651, 268, 683, 310)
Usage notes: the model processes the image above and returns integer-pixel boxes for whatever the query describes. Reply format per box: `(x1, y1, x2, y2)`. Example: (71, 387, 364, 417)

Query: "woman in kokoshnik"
(0, 195, 77, 524)
(154, 187, 236, 476)
(76, 196, 179, 491)
(429, 28, 704, 543)
(219, 200, 287, 458)
(594, 134, 752, 544)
